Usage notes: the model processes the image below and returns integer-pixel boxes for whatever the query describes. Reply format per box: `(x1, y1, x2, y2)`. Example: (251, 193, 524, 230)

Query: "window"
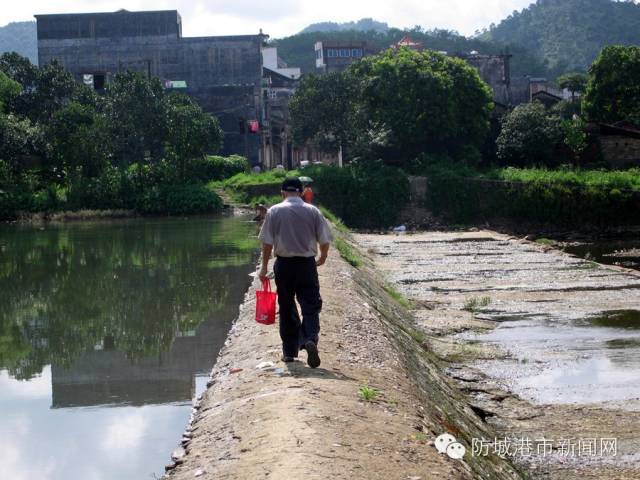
(340, 49, 350, 57)
(93, 74, 105, 90)
(352, 48, 362, 57)
(327, 49, 336, 58)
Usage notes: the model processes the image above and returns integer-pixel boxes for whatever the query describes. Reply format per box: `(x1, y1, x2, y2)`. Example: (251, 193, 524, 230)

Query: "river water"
(0, 216, 259, 480)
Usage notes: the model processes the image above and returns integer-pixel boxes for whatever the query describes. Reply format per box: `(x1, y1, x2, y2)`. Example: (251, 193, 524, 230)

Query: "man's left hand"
(316, 255, 327, 267)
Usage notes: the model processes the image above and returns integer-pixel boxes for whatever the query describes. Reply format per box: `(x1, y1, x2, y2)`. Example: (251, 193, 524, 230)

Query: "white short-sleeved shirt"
(258, 197, 333, 258)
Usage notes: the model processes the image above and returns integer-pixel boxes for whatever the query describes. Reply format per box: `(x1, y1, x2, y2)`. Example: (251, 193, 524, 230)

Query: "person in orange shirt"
(301, 178, 314, 204)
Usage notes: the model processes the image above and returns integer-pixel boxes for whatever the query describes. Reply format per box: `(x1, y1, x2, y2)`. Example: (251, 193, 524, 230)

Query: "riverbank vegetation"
(218, 163, 409, 229)
(424, 164, 640, 226)
(0, 53, 247, 221)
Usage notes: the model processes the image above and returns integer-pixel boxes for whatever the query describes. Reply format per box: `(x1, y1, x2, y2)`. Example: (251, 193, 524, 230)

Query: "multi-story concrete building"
(314, 41, 368, 73)
(35, 9, 266, 163)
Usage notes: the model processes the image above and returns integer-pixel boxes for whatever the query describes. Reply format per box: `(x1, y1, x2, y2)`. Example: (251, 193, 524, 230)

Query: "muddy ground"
(355, 230, 640, 480)
(163, 247, 481, 480)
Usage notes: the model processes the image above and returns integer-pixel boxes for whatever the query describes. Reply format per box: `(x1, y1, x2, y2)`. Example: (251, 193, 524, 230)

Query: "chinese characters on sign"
(471, 437, 617, 458)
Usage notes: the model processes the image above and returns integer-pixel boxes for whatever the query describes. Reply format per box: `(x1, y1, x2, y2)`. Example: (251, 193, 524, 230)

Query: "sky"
(1, 0, 536, 38)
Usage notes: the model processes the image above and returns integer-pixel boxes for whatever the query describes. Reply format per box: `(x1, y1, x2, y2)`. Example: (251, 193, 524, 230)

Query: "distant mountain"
(485, 0, 640, 77)
(300, 18, 389, 34)
(0, 21, 37, 64)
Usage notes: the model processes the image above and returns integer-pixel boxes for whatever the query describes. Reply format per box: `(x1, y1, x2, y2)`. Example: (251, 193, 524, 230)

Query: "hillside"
(485, 0, 640, 76)
(0, 21, 37, 64)
(300, 18, 389, 34)
(272, 27, 546, 76)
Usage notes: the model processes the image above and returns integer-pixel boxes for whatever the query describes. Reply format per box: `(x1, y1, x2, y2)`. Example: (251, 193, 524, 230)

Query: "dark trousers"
(273, 256, 322, 357)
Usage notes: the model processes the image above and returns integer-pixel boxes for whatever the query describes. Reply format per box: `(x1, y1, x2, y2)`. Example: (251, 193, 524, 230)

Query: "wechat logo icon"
(435, 433, 466, 460)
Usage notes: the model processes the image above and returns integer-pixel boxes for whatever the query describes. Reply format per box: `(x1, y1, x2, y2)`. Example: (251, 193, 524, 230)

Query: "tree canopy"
(582, 45, 640, 124)
(289, 72, 361, 154)
(485, 0, 640, 78)
(0, 53, 228, 219)
(496, 102, 563, 167)
(290, 48, 494, 165)
(557, 72, 588, 101)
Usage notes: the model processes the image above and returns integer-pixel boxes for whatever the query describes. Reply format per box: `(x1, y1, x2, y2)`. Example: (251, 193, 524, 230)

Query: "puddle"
(606, 338, 640, 349)
(587, 310, 640, 329)
(467, 312, 640, 406)
(564, 240, 640, 271)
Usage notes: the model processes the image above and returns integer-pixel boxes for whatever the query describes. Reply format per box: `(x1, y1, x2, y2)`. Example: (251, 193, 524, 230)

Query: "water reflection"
(470, 312, 640, 405)
(0, 216, 259, 479)
(564, 240, 640, 271)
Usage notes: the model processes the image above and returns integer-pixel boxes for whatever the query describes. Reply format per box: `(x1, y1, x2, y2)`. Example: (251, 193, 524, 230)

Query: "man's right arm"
(258, 210, 274, 280)
(315, 210, 333, 267)
(316, 242, 330, 266)
(259, 243, 273, 280)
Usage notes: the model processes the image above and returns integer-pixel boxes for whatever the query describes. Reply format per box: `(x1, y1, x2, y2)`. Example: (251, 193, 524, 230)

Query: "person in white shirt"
(258, 178, 332, 368)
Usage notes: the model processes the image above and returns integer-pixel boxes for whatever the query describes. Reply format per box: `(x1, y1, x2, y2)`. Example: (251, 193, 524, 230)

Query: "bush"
(496, 103, 563, 167)
(305, 163, 410, 229)
(425, 164, 640, 226)
(218, 168, 296, 188)
(158, 184, 223, 215)
(184, 155, 249, 183)
(136, 184, 222, 215)
(66, 166, 130, 210)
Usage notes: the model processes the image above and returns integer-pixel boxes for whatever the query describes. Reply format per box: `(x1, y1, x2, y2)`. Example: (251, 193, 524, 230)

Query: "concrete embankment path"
(164, 243, 521, 480)
(355, 230, 640, 480)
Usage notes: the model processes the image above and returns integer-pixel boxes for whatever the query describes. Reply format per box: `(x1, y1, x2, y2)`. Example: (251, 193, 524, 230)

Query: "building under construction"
(35, 9, 266, 163)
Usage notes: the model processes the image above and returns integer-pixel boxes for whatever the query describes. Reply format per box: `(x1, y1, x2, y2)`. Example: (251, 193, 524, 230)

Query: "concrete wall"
(462, 54, 511, 105)
(600, 136, 640, 169)
(36, 10, 263, 163)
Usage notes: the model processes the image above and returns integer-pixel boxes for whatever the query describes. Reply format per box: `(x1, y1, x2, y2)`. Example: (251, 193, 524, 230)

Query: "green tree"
(290, 72, 361, 154)
(104, 71, 168, 166)
(350, 48, 493, 162)
(0, 54, 77, 123)
(562, 116, 587, 165)
(165, 93, 224, 180)
(0, 71, 21, 112)
(496, 102, 563, 167)
(486, 0, 640, 77)
(0, 113, 47, 171)
(557, 72, 587, 102)
(29, 60, 78, 123)
(583, 45, 640, 124)
(48, 102, 112, 179)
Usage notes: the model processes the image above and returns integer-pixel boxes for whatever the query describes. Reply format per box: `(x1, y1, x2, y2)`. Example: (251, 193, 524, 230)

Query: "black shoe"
(281, 355, 295, 363)
(305, 341, 320, 369)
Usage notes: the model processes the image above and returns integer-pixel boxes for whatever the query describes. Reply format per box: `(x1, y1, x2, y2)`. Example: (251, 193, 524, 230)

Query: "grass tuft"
(384, 284, 414, 310)
(335, 237, 362, 267)
(463, 296, 492, 313)
(358, 385, 379, 402)
(535, 238, 555, 247)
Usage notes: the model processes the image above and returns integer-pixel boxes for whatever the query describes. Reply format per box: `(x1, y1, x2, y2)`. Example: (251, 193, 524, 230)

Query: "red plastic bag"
(256, 278, 276, 325)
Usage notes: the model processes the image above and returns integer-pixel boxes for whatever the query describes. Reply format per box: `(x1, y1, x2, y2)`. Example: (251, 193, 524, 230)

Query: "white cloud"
(0, 366, 51, 399)
(0, 414, 58, 480)
(101, 412, 148, 452)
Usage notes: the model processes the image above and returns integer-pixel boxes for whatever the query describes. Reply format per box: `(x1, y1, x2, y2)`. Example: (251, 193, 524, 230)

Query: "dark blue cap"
(281, 177, 303, 192)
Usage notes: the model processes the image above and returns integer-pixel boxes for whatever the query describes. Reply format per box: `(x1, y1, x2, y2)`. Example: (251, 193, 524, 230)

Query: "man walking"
(258, 177, 332, 368)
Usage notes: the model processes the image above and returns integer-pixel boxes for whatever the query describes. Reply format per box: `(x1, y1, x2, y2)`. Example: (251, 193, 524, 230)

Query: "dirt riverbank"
(163, 232, 524, 479)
